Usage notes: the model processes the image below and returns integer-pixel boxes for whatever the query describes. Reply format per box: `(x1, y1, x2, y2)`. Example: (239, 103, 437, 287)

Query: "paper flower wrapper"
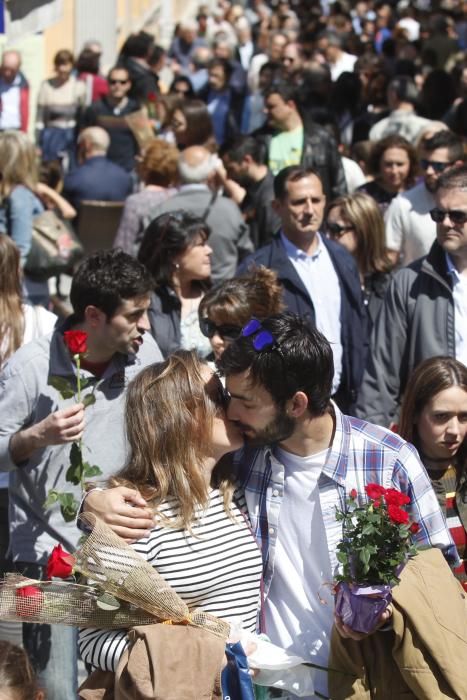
(334, 581, 392, 634)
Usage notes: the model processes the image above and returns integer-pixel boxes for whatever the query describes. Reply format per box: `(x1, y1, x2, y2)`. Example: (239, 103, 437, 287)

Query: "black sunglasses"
(109, 79, 129, 85)
(200, 318, 242, 341)
(420, 159, 453, 174)
(205, 374, 230, 411)
(326, 222, 355, 238)
(430, 208, 467, 225)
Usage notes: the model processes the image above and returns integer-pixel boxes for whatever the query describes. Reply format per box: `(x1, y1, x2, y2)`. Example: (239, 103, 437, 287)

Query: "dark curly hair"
(70, 249, 153, 321)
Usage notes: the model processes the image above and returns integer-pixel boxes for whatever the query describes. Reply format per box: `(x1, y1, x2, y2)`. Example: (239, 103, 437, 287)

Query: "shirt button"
(269, 527, 275, 535)
(272, 489, 279, 497)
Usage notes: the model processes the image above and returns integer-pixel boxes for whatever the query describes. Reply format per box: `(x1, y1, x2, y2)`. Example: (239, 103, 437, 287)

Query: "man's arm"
(9, 403, 85, 465)
(384, 196, 405, 263)
(83, 487, 154, 541)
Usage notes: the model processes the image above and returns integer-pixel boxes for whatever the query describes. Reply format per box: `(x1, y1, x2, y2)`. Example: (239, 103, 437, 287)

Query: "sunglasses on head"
(420, 159, 453, 173)
(200, 318, 242, 341)
(242, 318, 282, 354)
(430, 208, 467, 225)
(326, 222, 355, 238)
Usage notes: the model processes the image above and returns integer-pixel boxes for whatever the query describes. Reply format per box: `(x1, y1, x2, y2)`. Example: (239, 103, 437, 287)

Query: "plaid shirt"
(235, 404, 459, 596)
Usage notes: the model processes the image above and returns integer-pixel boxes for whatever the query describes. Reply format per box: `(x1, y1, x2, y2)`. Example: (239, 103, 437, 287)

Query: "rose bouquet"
(45, 330, 102, 523)
(334, 484, 419, 634)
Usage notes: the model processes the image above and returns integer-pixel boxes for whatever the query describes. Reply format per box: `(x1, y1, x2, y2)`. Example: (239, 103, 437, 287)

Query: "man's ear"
(84, 305, 106, 328)
(287, 391, 309, 418)
(271, 197, 282, 215)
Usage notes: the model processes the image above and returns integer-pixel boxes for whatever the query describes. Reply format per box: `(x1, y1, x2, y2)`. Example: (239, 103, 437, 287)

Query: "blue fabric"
(63, 155, 132, 209)
(237, 233, 366, 411)
(39, 126, 76, 163)
(221, 642, 255, 700)
(0, 185, 44, 263)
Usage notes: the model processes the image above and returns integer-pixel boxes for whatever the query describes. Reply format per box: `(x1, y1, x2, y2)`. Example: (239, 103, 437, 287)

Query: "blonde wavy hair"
(111, 350, 236, 531)
(0, 131, 38, 198)
(0, 235, 24, 368)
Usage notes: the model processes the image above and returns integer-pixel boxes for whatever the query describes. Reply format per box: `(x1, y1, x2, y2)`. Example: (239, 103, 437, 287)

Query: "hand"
(334, 605, 393, 641)
(83, 486, 155, 542)
(35, 403, 85, 447)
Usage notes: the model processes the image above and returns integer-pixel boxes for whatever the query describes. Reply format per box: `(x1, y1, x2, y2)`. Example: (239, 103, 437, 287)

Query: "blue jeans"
(17, 562, 78, 700)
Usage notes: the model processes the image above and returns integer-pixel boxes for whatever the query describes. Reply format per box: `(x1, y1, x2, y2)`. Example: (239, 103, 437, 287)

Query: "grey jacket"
(356, 241, 455, 427)
(0, 326, 162, 564)
(145, 185, 253, 282)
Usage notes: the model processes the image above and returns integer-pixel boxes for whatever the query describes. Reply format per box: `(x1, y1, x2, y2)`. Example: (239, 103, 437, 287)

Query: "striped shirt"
(78, 488, 262, 672)
(234, 402, 459, 596)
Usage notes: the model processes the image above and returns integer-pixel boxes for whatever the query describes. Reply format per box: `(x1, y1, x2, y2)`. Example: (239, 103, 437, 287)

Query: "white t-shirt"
(265, 446, 334, 700)
(384, 181, 436, 265)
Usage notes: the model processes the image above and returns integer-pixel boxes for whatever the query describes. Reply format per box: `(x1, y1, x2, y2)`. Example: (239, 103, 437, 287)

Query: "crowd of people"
(0, 0, 466, 698)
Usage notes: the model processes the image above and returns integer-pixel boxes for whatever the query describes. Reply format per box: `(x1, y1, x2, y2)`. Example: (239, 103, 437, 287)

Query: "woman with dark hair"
(169, 75, 195, 99)
(114, 139, 178, 256)
(358, 134, 418, 213)
(171, 99, 216, 151)
(138, 211, 213, 358)
(76, 48, 108, 105)
(0, 641, 44, 700)
(36, 49, 86, 165)
(199, 267, 284, 361)
(398, 357, 467, 590)
(326, 192, 393, 326)
(78, 351, 262, 676)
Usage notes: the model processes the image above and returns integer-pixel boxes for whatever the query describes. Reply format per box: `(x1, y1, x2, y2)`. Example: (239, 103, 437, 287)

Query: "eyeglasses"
(326, 222, 355, 238)
(109, 79, 129, 85)
(200, 318, 242, 341)
(204, 375, 231, 411)
(420, 159, 454, 173)
(430, 208, 467, 225)
(242, 318, 281, 353)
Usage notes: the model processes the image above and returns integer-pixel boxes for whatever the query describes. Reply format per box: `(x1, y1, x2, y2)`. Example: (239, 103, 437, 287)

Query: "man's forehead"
(286, 176, 323, 198)
(117, 295, 151, 313)
(436, 186, 467, 206)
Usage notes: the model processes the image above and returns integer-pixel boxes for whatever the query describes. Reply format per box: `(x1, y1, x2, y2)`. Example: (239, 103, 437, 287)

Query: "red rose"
(46, 544, 75, 580)
(349, 489, 357, 500)
(63, 330, 87, 356)
(387, 504, 409, 524)
(409, 522, 420, 534)
(365, 483, 386, 500)
(147, 92, 157, 102)
(384, 488, 410, 507)
(15, 585, 43, 618)
(373, 499, 381, 508)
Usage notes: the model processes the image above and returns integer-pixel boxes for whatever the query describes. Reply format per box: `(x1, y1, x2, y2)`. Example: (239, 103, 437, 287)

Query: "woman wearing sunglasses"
(326, 192, 393, 327)
(398, 357, 467, 591)
(198, 267, 284, 362)
(138, 210, 213, 358)
(79, 350, 263, 676)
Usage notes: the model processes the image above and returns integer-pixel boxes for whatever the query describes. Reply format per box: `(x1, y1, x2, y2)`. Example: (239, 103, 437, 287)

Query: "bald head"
(178, 146, 217, 184)
(78, 126, 110, 158)
(1, 50, 21, 83)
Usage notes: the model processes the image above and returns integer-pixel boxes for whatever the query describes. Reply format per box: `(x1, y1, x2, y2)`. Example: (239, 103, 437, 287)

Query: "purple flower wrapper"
(334, 582, 392, 634)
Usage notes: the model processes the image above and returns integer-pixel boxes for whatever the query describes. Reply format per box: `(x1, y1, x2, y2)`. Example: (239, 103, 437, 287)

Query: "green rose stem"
(74, 352, 86, 495)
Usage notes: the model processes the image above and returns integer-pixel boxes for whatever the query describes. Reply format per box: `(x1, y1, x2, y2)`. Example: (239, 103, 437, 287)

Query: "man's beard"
(237, 407, 296, 447)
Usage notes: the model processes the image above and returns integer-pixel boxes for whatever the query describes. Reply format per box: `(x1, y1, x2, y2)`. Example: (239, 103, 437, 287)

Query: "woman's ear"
(35, 691, 46, 700)
(287, 391, 308, 418)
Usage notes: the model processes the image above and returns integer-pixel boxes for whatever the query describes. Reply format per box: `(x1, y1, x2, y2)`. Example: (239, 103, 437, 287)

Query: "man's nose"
(138, 311, 151, 332)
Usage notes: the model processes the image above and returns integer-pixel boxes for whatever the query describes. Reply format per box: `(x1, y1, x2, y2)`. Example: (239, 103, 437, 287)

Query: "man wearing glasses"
(384, 130, 464, 265)
(81, 66, 140, 173)
(357, 163, 467, 428)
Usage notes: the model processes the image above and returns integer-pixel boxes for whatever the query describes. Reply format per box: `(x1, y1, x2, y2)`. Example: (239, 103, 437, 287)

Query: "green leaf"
(58, 492, 79, 522)
(336, 551, 348, 564)
(66, 443, 83, 485)
(83, 464, 102, 478)
(359, 548, 370, 565)
(82, 393, 96, 408)
(48, 376, 75, 399)
(361, 523, 375, 536)
(44, 490, 60, 509)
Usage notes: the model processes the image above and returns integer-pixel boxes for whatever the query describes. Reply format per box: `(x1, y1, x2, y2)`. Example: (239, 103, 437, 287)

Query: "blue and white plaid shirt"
(234, 403, 459, 596)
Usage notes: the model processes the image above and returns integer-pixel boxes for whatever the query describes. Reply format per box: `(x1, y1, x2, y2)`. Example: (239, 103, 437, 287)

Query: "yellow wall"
(43, 0, 75, 72)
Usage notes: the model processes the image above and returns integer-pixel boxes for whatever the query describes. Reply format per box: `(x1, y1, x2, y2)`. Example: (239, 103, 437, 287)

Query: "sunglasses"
(430, 208, 467, 225)
(420, 159, 453, 173)
(200, 318, 242, 341)
(205, 375, 231, 411)
(109, 79, 129, 85)
(242, 318, 281, 353)
(326, 222, 355, 238)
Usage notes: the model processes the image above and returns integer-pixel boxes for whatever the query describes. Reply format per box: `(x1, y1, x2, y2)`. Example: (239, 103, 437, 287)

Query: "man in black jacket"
(254, 81, 347, 201)
(238, 165, 365, 412)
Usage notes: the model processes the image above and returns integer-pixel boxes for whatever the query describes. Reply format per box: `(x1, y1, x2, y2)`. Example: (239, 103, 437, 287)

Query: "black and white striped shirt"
(78, 489, 262, 671)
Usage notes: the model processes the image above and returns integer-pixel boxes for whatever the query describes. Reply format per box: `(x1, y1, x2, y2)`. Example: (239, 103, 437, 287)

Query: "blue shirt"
(63, 156, 132, 209)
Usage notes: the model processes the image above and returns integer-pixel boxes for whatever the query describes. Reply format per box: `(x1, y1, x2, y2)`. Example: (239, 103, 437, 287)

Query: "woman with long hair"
(170, 99, 216, 151)
(0, 641, 44, 700)
(325, 191, 393, 326)
(138, 211, 212, 358)
(358, 134, 418, 213)
(199, 267, 284, 362)
(78, 350, 262, 672)
(398, 357, 467, 590)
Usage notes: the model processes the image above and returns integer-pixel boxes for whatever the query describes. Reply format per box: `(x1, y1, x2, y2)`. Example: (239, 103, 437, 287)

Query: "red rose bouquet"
(334, 484, 418, 633)
(45, 331, 102, 523)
